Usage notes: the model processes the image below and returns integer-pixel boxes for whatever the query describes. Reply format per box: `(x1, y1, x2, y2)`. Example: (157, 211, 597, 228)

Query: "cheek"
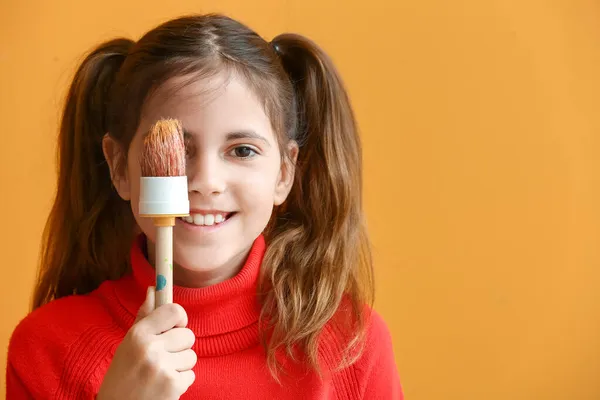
(134, 215, 157, 242)
(126, 151, 143, 211)
(237, 161, 281, 204)
(232, 167, 279, 227)
(128, 178, 150, 236)
(127, 163, 157, 241)
(129, 179, 141, 214)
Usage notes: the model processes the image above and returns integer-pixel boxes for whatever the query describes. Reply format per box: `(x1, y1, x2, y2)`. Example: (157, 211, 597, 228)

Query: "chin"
(172, 240, 248, 273)
(175, 251, 222, 272)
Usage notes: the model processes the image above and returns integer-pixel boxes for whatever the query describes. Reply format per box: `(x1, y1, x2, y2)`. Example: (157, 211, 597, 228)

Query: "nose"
(186, 152, 226, 197)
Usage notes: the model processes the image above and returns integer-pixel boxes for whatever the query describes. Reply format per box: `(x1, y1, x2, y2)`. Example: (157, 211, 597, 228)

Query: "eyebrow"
(226, 130, 271, 147)
(183, 129, 271, 147)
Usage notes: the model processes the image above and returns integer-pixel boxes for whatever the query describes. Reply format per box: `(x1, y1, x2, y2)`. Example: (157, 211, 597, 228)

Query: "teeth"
(193, 214, 205, 225)
(181, 213, 229, 226)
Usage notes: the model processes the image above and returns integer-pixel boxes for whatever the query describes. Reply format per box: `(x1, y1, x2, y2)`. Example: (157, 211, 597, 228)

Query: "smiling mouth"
(178, 212, 236, 226)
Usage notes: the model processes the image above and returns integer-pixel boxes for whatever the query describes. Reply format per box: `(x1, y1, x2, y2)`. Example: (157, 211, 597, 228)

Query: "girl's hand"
(97, 287, 197, 400)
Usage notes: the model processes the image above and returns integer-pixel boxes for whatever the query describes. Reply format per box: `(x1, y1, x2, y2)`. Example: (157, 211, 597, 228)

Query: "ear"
(102, 133, 131, 201)
(274, 141, 299, 206)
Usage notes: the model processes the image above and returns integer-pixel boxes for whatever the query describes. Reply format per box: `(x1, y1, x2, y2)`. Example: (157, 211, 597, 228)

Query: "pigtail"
(33, 39, 136, 309)
(262, 34, 375, 374)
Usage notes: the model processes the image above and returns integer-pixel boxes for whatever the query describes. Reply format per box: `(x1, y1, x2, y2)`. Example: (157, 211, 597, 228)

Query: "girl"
(6, 14, 402, 399)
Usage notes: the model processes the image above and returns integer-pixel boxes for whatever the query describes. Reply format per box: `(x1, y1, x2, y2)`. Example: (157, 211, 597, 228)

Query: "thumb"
(135, 286, 155, 323)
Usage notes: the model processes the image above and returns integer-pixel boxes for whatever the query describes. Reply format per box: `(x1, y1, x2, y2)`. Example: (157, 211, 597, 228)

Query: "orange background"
(2, 1, 600, 399)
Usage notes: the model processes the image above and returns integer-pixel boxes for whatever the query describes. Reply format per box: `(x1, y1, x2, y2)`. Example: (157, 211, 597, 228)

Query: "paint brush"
(139, 118, 189, 308)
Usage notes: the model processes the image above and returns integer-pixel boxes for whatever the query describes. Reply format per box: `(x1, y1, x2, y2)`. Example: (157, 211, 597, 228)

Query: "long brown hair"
(34, 14, 374, 375)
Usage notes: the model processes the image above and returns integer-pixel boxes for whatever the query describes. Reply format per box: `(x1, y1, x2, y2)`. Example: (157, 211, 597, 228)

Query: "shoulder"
(7, 291, 118, 397)
(353, 309, 403, 398)
(326, 306, 397, 361)
(11, 291, 111, 345)
(321, 306, 404, 399)
(355, 309, 398, 372)
(362, 308, 395, 355)
(321, 302, 395, 357)
(8, 291, 113, 370)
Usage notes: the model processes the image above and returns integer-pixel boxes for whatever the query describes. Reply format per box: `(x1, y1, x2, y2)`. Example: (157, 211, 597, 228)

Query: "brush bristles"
(141, 118, 186, 177)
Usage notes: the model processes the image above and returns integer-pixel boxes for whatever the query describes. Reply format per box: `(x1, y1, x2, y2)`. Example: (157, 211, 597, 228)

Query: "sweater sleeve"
(6, 362, 34, 400)
(354, 310, 403, 399)
(6, 295, 113, 399)
(6, 310, 63, 399)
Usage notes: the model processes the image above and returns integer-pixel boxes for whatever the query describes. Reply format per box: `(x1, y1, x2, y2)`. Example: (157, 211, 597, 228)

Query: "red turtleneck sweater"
(6, 235, 402, 399)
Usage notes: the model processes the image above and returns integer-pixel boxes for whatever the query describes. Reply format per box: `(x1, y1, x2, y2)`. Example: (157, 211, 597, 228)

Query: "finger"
(170, 349, 197, 372)
(135, 286, 155, 324)
(177, 369, 196, 392)
(160, 328, 195, 352)
(136, 303, 188, 335)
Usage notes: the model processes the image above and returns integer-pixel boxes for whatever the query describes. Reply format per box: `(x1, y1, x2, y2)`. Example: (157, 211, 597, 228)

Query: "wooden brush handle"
(154, 218, 175, 308)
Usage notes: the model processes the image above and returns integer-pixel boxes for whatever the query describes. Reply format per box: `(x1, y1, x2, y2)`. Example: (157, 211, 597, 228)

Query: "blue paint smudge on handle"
(156, 274, 167, 291)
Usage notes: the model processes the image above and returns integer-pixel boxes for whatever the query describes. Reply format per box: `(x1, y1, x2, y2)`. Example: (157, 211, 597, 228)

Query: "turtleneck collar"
(112, 234, 265, 356)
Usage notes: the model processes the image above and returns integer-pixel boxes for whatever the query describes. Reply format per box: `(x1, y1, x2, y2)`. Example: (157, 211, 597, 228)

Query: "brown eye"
(232, 146, 257, 159)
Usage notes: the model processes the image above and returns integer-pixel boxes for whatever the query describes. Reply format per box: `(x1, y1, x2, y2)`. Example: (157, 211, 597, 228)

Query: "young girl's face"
(107, 72, 296, 286)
